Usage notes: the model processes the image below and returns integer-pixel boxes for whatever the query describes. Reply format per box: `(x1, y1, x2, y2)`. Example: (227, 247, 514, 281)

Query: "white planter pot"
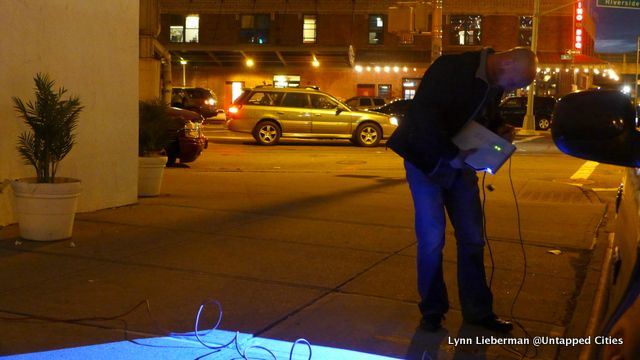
(11, 178, 82, 241)
(138, 156, 167, 197)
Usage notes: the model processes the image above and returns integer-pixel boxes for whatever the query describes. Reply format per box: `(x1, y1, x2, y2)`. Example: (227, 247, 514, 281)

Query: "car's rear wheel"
(353, 122, 382, 147)
(537, 116, 551, 130)
(253, 120, 281, 145)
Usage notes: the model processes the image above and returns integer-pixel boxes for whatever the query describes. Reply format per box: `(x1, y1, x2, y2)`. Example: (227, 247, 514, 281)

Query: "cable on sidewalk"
(0, 298, 312, 360)
(482, 158, 538, 359)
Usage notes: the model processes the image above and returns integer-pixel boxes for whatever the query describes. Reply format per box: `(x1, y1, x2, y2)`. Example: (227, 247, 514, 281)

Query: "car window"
(310, 94, 338, 109)
(247, 92, 269, 105)
(281, 93, 310, 108)
(359, 98, 370, 106)
(346, 99, 358, 107)
(234, 90, 252, 104)
(373, 98, 386, 106)
(269, 92, 284, 105)
(501, 98, 520, 108)
(251, 91, 283, 106)
(537, 98, 556, 107)
(192, 89, 213, 99)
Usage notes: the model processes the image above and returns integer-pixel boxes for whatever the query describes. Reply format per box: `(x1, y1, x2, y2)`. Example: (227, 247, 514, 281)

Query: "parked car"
(171, 87, 219, 118)
(166, 107, 208, 167)
(498, 95, 557, 130)
(344, 96, 388, 111)
(551, 89, 640, 358)
(368, 99, 412, 125)
(226, 87, 398, 147)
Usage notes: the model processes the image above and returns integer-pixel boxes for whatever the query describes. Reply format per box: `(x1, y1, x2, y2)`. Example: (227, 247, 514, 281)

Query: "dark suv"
(368, 99, 412, 125)
(171, 87, 218, 118)
(498, 96, 557, 130)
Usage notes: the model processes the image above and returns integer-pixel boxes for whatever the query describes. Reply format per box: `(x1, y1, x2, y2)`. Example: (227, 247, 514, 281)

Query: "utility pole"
(521, 0, 541, 135)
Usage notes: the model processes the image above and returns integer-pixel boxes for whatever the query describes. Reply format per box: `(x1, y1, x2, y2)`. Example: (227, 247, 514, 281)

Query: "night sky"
(593, 5, 640, 53)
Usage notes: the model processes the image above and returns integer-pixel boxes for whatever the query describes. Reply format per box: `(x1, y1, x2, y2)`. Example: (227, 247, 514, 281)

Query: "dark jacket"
(387, 49, 504, 174)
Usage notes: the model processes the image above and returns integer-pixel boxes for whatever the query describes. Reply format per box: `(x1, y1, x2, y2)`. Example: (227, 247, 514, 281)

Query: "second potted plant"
(138, 99, 170, 197)
(11, 73, 83, 241)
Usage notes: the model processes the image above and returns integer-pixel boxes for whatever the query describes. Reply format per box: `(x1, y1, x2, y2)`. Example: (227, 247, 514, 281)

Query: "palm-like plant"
(138, 99, 170, 156)
(13, 73, 83, 183)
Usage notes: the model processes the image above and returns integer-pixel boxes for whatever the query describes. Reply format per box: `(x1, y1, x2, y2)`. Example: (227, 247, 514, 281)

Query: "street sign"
(596, 0, 640, 9)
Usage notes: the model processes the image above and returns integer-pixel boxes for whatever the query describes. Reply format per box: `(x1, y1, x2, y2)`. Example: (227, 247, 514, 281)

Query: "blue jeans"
(404, 160, 493, 322)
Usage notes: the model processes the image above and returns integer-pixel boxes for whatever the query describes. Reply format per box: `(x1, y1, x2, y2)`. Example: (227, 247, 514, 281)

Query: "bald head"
(487, 47, 538, 91)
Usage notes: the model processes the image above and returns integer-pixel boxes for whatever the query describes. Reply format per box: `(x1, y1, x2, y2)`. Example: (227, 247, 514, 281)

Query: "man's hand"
(449, 149, 476, 169)
(496, 124, 516, 143)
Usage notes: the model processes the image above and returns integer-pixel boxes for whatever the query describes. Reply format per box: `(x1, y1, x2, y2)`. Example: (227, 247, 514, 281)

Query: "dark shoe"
(468, 315, 513, 333)
(420, 314, 444, 332)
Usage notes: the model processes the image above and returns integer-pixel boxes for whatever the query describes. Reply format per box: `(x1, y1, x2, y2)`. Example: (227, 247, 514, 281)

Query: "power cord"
(482, 158, 538, 359)
(0, 298, 312, 360)
(189, 298, 311, 360)
(481, 172, 496, 288)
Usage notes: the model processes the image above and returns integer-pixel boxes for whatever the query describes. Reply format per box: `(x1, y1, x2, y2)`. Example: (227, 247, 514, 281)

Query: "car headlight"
(181, 121, 201, 138)
(389, 116, 399, 126)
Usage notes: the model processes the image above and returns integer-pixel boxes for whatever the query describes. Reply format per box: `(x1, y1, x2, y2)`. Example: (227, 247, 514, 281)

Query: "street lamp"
(179, 59, 187, 87)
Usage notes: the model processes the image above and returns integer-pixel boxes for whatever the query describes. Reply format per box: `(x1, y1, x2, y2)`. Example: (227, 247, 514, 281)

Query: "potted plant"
(138, 99, 170, 196)
(11, 73, 83, 241)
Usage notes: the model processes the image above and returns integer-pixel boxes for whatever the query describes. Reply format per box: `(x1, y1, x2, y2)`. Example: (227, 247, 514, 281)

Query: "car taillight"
(227, 105, 241, 117)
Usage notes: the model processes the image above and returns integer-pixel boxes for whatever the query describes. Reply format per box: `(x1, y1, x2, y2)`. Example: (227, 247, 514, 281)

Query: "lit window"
(169, 15, 199, 43)
(449, 15, 481, 46)
(519, 16, 532, 46)
(378, 84, 391, 98)
(170, 26, 184, 43)
(303, 15, 317, 44)
(185, 15, 199, 43)
(240, 14, 270, 44)
(368, 15, 385, 45)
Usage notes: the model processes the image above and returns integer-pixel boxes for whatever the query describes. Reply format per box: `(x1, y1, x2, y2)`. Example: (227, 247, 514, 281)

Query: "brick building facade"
(154, 0, 608, 109)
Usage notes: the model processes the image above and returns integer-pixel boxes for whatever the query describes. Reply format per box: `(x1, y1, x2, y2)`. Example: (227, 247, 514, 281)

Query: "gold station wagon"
(225, 87, 398, 147)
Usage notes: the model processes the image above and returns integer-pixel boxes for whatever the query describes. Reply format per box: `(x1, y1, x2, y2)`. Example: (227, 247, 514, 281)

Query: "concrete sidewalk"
(0, 164, 609, 359)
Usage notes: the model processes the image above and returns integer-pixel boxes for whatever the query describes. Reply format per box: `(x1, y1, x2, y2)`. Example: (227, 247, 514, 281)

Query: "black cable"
(504, 157, 538, 359)
(1, 298, 312, 360)
(0, 299, 152, 324)
(482, 172, 496, 288)
(481, 158, 538, 359)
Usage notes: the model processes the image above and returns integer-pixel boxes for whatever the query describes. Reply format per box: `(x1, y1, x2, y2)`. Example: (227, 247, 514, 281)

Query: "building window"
(450, 15, 481, 46)
(170, 15, 199, 43)
(378, 84, 391, 99)
(240, 14, 270, 44)
(368, 15, 385, 45)
(303, 15, 317, 44)
(519, 16, 532, 46)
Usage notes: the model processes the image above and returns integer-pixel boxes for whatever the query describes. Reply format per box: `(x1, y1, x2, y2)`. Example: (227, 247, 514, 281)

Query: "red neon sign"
(574, 1, 583, 52)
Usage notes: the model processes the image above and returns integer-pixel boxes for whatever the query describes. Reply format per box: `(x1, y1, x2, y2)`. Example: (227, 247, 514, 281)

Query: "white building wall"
(0, 1, 139, 225)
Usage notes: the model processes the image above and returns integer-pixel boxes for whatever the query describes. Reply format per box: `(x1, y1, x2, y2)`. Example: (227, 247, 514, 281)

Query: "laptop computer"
(451, 120, 516, 174)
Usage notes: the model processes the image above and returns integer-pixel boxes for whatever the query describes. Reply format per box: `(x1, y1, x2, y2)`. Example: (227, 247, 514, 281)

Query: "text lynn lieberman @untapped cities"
(448, 336, 623, 347)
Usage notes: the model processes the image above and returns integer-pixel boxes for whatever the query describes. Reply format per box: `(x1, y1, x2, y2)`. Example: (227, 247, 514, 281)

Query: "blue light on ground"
(3, 330, 401, 360)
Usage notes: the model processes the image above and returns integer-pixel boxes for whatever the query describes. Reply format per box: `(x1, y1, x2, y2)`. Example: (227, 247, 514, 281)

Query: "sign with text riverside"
(597, 0, 640, 9)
